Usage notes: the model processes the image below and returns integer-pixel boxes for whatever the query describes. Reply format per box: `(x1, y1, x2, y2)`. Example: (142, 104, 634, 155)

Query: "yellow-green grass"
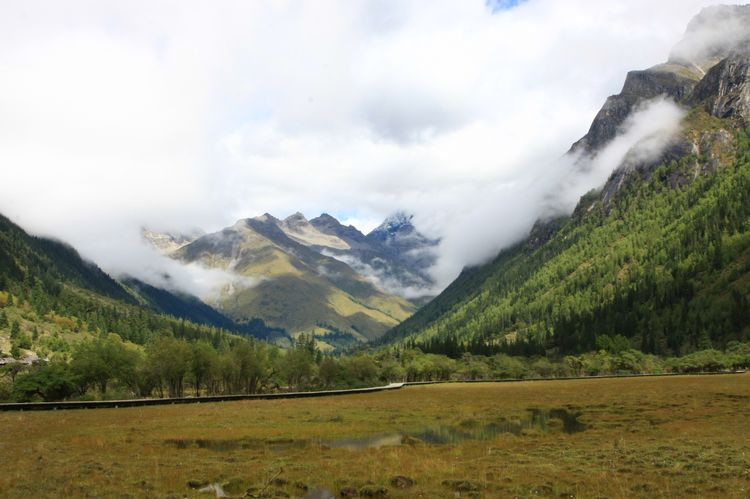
(1, 374, 749, 497)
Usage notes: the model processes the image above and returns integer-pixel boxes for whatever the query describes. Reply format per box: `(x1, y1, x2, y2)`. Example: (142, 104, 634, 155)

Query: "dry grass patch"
(1, 374, 749, 497)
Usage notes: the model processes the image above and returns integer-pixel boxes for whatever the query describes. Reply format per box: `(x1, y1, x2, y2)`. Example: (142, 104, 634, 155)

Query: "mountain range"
(2, 5, 749, 361)
(144, 211, 438, 349)
(383, 4, 750, 356)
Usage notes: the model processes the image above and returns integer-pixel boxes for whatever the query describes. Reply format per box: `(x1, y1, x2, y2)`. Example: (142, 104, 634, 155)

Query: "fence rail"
(0, 371, 744, 411)
(0, 382, 405, 411)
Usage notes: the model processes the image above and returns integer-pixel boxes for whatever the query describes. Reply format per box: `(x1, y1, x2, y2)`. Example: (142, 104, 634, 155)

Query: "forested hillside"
(0, 213, 314, 401)
(384, 27, 750, 356)
(0, 214, 281, 344)
(386, 122, 750, 355)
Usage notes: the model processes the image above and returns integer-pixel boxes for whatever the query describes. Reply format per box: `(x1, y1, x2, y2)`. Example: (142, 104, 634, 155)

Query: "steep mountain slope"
(0, 213, 282, 342)
(571, 4, 750, 156)
(0, 213, 259, 360)
(122, 278, 288, 342)
(167, 214, 417, 342)
(0, 214, 136, 305)
(383, 5, 750, 356)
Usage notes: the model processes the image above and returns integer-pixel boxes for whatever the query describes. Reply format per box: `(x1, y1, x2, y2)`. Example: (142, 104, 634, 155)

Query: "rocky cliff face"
(669, 4, 750, 71)
(569, 5, 750, 209)
(383, 5, 750, 352)
(691, 46, 750, 120)
(572, 5, 750, 158)
(570, 68, 700, 155)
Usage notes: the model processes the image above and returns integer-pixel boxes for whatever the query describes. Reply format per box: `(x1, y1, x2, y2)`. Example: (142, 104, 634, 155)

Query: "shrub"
(12, 362, 79, 402)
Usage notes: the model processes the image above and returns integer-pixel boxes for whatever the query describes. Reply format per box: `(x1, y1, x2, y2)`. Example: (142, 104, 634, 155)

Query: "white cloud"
(137, 252, 262, 303)
(0, 0, 741, 294)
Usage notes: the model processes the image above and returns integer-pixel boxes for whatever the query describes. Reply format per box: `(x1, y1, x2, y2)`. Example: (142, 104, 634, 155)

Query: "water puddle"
(166, 408, 586, 452)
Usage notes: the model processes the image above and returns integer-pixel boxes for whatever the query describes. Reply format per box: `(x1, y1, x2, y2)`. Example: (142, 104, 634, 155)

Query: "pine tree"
(0, 310, 7, 328)
(10, 320, 20, 339)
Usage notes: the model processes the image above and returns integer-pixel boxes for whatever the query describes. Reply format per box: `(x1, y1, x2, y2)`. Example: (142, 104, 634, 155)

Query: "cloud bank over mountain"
(0, 0, 741, 292)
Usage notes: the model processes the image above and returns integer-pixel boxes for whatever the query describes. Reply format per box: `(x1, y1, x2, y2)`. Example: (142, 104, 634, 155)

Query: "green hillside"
(384, 115, 750, 356)
(0, 215, 136, 306)
(0, 214, 274, 359)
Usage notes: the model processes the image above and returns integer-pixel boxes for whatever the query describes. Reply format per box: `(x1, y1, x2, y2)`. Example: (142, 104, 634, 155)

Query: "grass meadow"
(1, 374, 749, 498)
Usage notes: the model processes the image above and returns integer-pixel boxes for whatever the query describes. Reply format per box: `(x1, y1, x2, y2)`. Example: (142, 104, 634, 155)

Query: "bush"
(595, 334, 631, 354)
(668, 349, 730, 373)
(491, 354, 528, 379)
(12, 362, 79, 402)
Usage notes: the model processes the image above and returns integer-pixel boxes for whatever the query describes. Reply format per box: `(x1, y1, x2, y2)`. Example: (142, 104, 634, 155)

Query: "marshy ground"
(1, 374, 749, 498)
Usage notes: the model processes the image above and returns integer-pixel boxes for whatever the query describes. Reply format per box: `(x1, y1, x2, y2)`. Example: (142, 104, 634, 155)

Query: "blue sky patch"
(486, 0, 527, 12)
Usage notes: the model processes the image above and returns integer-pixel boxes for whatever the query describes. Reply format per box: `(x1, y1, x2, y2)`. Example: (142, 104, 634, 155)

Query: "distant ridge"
(146, 211, 437, 347)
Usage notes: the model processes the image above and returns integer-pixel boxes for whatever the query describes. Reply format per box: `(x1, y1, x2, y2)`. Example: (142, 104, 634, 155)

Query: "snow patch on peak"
(370, 212, 414, 236)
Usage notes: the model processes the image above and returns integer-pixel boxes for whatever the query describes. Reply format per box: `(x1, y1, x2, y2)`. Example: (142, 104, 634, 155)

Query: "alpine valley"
(3, 5, 750, 362)
(2, 4, 750, 388)
(4, 4, 750, 498)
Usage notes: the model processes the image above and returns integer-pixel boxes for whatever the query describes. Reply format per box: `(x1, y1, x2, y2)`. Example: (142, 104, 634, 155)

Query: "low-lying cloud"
(88, 230, 261, 301)
(669, 4, 750, 67)
(321, 250, 437, 299)
(426, 97, 686, 287)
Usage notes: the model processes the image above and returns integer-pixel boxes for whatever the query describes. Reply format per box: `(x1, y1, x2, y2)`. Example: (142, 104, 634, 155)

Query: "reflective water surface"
(166, 408, 586, 452)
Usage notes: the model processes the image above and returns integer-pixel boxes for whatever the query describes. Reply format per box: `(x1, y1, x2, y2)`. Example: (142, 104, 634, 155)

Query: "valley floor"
(1, 374, 749, 498)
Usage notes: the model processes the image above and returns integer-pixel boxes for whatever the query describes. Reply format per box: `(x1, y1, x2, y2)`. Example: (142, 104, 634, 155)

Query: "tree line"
(3, 330, 749, 402)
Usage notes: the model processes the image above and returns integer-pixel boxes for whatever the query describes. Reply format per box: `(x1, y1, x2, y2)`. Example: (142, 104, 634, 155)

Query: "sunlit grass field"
(1, 374, 749, 498)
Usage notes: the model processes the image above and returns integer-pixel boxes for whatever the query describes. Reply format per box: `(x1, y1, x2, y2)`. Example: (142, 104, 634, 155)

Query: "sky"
(0, 0, 743, 295)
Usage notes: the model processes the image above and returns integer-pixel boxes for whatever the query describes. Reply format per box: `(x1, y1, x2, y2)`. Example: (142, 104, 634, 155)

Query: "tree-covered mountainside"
(0, 213, 279, 349)
(386, 123, 750, 355)
(383, 8, 750, 357)
(0, 214, 136, 305)
(122, 278, 288, 343)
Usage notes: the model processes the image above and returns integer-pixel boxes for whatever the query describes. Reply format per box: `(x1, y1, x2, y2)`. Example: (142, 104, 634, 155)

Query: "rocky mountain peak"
(368, 212, 415, 238)
(309, 213, 342, 230)
(281, 212, 311, 232)
(284, 212, 308, 223)
(669, 4, 750, 72)
(309, 213, 369, 245)
(311, 213, 338, 224)
(571, 5, 750, 156)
